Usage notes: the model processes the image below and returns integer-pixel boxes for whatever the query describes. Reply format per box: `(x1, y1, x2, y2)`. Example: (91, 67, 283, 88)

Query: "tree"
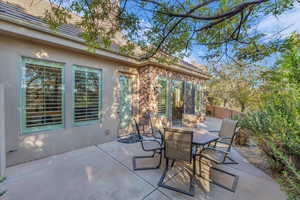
(230, 78, 256, 112)
(45, 0, 299, 62)
(208, 62, 260, 112)
(239, 33, 300, 200)
(268, 33, 300, 87)
(207, 68, 233, 107)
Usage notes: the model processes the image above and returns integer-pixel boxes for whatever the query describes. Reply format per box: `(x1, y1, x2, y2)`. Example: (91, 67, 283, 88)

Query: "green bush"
(0, 176, 6, 197)
(239, 87, 300, 199)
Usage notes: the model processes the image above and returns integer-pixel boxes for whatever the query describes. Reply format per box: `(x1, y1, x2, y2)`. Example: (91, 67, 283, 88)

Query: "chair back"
(134, 118, 143, 141)
(219, 119, 238, 138)
(148, 113, 163, 136)
(148, 113, 155, 134)
(164, 128, 193, 163)
(219, 119, 238, 152)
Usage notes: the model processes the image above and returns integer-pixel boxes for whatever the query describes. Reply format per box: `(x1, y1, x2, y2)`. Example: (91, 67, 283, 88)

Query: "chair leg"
(158, 158, 195, 197)
(171, 160, 176, 168)
(191, 156, 197, 192)
(223, 156, 239, 165)
(198, 157, 202, 176)
(209, 166, 239, 192)
(158, 158, 169, 185)
(193, 156, 196, 176)
(132, 150, 162, 171)
(198, 157, 239, 193)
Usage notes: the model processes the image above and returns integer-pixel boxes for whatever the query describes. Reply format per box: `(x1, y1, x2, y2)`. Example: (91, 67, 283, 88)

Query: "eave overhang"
(0, 14, 211, 80)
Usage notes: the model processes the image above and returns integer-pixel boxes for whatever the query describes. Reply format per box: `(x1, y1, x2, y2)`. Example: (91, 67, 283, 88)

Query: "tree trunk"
(241, 104, 245, 112)
(223, 99, 228, 107)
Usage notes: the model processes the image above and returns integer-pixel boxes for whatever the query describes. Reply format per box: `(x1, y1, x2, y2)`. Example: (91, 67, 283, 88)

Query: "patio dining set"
(131, 116, 240, 197)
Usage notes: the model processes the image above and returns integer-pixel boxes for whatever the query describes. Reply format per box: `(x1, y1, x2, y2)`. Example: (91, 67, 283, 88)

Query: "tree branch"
(158, 0, 268, 20)
(140, 1, 220, 60)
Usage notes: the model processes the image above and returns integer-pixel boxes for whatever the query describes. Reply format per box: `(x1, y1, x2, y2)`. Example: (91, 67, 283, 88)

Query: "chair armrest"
(143, 134, 155, 139)
(153, 129, 163, 139)
(217, 137, 232, 144)
(208, 130, 220, 133)
(220, 137, 232, 139)
(142, 138, 163, 146)
(217, 140, 231, 145)
(202, 147, 229, 155)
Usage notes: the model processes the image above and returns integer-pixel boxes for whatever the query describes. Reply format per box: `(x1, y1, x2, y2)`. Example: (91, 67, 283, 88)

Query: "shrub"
(239, 87, 300, 199)
(0, 176, 6, 197)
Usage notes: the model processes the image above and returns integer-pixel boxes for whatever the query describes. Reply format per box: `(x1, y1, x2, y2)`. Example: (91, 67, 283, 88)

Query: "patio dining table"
(170, 127, 219, 146)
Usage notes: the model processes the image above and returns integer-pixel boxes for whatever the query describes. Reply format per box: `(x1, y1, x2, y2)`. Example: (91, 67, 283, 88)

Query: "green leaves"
(43, 0, 299, 62)
(239, 86, 300, 199)
(0, 176, 5, 183)
(238, 34, 300, 199)
(207, 62, 260, 111)
(44, 6, 71, 30)
(0, 176, 6, 197)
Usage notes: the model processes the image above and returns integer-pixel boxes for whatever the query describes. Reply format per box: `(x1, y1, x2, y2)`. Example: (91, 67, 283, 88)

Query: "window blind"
(74, 66, 102, 125)
(157, 78, 168, 116)
(184, 82, 196, 114)
(195, 84, 203, 113)
(23, 62, 64, 133)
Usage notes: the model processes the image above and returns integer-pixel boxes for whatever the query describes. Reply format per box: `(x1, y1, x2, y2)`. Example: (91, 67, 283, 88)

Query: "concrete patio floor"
(2, 118, 286, 200)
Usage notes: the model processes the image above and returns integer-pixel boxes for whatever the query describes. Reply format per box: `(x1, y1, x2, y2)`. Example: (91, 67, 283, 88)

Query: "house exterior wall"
(138, 65, 207, 130)
(0, 84, 5, 176)
(0, 36, 138, 166)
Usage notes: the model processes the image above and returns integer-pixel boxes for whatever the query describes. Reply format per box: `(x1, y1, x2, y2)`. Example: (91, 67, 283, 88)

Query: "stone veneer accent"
(138, 65, 207, 130)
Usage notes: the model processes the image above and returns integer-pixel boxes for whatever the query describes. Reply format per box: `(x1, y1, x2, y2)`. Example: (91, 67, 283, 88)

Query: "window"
(157, 77, 168, 116)
(195, 84, 203, 113)
(73, 65, 102, 125)
(184, 82, 196, 114)
(21, 57, 64, 134)
(119, 74, 133, 128)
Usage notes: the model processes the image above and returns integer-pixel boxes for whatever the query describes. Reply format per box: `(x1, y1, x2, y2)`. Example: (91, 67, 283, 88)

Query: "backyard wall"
(206, 105, 243, 119)
(0, 35, 138, 166)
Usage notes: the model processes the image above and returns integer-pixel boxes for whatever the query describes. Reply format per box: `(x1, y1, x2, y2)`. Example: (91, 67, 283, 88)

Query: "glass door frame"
(170, 80, 185, 126)
(117, 72, 137, 138)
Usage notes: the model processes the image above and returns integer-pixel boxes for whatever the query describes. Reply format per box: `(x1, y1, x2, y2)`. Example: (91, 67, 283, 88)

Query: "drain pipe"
(0, 84, 5, 176)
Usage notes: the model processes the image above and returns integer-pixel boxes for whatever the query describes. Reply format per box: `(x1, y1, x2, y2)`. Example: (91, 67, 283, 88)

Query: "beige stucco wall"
(0, 35, 138, 166)
(0, 84, 5, 175)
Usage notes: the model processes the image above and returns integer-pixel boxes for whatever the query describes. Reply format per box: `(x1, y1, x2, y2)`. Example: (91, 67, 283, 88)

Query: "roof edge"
(0, 14, 211, 79)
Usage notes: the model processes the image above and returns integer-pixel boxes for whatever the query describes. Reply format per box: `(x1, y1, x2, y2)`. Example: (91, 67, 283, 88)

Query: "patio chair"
(141, 113, 163, 140)
(198, 119, 239, 192)
(158, 128, 196, 196)
(208, 118, 239, 164)
(132, 119, 164, 171)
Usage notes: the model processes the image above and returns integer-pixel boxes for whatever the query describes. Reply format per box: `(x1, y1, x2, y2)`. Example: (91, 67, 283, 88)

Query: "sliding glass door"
(171, 80, 184, 126)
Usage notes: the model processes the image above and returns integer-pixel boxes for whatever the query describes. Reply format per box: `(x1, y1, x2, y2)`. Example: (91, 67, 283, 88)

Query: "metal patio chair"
(141, 113, 163, 141)
(199, 119, 239, 192)
(132, 119, 164, 171)
(158, 128, 196, 196)
(208, 118, 240, 164)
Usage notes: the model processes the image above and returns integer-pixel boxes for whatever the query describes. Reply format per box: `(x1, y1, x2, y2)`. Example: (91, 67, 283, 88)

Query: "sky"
(57, 0, 300, 67)
(184, 3, 300, 66)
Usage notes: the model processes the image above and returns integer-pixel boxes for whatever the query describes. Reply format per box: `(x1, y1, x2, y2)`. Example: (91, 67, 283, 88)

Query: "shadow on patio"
(2, 117, 286, 200)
